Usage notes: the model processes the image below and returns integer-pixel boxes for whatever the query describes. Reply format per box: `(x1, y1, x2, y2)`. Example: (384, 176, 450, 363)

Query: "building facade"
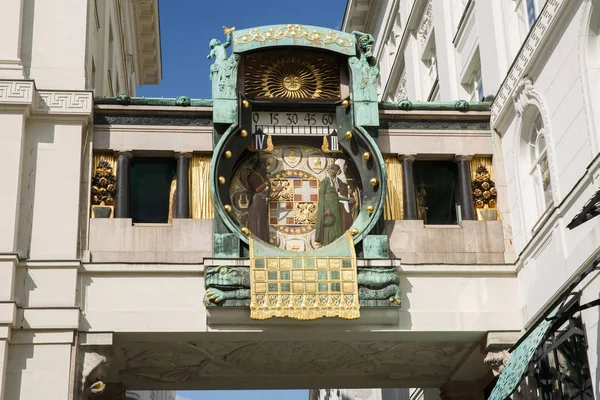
(0, 0, 170, 399)
(1, 0, 598, 400)
(339, 0, 600, 398)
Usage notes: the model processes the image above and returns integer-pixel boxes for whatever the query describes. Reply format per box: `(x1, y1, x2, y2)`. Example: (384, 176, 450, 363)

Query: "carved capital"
(80, 348, 111, 395)
(483, 349, 511, 377)
(512, 77, 535, 118)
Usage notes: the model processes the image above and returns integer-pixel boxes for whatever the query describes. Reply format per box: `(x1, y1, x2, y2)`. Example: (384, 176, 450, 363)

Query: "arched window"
(517, 105, 555, 233)
(528, 115, 553, 213)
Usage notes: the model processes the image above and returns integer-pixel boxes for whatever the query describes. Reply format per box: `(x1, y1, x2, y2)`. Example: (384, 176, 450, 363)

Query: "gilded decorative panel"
(244, 50, 340, 100)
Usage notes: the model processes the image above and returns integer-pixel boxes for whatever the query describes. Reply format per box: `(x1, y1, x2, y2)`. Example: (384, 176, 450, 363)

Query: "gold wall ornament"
(471, 164, 498, 212)
(224, 150, 232, 159)
(247, 134, 275, 152)
(218, 176, 226, 185)
(244, 50, 340, 100)
(363, 152, 371, 160)
(235, 24, 354, 49)
(189, 154, 214, 219)
(91, 159, 117, 208)
(370, 178, 379, 187)
(345, 131, 353, 139)
(222, 26, 235, 35)
(366, 205, 374, 214)
(341, 99, 350, 108)
(242, 99, 250, 108)
(224, 204, 232, 213)
(350, 228, 359, 236)
(240, 129, 248, 137)
(241, 227, 250, 235)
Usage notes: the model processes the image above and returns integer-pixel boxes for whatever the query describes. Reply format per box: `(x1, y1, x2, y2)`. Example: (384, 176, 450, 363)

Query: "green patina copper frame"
(209, 24, 386, 250)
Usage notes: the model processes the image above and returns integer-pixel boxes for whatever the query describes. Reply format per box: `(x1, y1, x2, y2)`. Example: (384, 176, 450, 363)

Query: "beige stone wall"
(88, 218, 213, 263)
(386, 220, 507, 264)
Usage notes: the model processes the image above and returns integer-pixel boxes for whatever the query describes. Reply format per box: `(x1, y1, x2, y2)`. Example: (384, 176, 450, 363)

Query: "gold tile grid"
(250, 256, 360, 320)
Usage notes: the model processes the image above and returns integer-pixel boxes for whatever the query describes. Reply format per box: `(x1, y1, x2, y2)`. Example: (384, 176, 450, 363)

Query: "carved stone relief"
(118, 340, 471, 385)
(483, 349, 510, 377)
(418, 2, 433, 48)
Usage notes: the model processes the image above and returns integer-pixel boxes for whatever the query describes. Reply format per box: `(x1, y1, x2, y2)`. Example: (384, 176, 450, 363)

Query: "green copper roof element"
(488, 305, 560, 400)
(232, 24, 357, 56)
(379, 100, 491, 112)
(94, 95, 213, 107)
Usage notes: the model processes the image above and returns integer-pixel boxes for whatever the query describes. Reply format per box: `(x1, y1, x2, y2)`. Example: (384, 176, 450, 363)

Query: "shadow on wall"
(21, 0, 35, 78)
(596, 300, 600, 397)
(17, 122, 56, 258)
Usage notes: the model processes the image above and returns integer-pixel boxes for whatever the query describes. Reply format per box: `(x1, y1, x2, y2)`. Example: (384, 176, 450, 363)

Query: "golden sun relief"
(244, 50, 340, 100)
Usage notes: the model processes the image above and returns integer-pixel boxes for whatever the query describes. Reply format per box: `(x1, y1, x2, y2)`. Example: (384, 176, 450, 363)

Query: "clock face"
(228, 141, 362, 251)
(251, 112, 336, 136)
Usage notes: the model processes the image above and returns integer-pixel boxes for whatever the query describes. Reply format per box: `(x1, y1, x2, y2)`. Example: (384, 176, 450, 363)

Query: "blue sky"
(137, 0, 348, 100)
(176, 391, 308, 400)
(145, 4, 349, 400)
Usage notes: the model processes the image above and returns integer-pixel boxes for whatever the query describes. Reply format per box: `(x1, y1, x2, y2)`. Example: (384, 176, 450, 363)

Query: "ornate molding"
(94, 114, 212, 126)
(395, 73, 407, 101)
(380, 119, 490, 131)
(119, 340, 471, 384)
(512, 77, 535, 118)
(131, 0, 161, 85)
(418, 2, 433, 48)
(35, 91, 92, 115)
(491, 0, 568, 126)
(0, 80, 34, 105)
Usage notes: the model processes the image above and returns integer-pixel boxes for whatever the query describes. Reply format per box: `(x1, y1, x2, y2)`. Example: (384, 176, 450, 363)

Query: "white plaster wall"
(18, 119, 84, 259)
(21, 0, 88, 89)
(79, 265, 521, 333)
(492, 2, 600, 393)
(0, 112, 26, 254)
(81, 273, 208, 332)
(6, 344, 73, 400)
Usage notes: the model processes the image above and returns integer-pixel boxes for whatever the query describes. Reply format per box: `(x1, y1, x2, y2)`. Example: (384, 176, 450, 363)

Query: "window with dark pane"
(413, 161, 459, 225)
(130, 157, 176, 223)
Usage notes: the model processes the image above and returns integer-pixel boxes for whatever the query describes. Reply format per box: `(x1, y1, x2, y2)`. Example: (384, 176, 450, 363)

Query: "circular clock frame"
(210, 124, 387, 248)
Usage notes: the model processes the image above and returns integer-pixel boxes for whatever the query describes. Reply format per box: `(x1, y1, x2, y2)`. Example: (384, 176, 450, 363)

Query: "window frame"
(528, 117, 553, 214)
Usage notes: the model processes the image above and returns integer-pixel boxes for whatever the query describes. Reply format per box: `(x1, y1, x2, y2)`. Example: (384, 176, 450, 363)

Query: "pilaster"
(0, 0, 25, 79)
(430, 0, 459, 100)
(115, 152, 132, 219)
(456, 155, 475, 221)
(175, 153, 191, 219)
(401, 154, 417, 220)
(0, 338, 9, 400)
(0, 81, 33, 254)
(25, 90, 93, 259)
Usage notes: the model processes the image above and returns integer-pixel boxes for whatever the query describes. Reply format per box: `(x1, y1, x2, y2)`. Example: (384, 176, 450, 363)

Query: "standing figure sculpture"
(316, 163, 355, 246)
(207, 26, 239, 98)
(246, 157, 271, 242)
(334, 159, 355, 232)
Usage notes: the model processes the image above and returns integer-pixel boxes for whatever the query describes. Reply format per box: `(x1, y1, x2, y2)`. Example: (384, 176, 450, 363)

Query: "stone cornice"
(0, 80, 92, 119)
(131, 0, 161, 86)
(490, 0, 568, 127)
(0, 80, 34, 105)
(35, 91, 92, 115)
(341, 0, 381, 32)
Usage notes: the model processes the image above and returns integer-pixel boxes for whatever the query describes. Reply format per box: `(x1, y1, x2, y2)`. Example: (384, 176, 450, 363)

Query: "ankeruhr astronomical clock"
(2, 20, 531, 400)
(205, 25, 401, 320)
